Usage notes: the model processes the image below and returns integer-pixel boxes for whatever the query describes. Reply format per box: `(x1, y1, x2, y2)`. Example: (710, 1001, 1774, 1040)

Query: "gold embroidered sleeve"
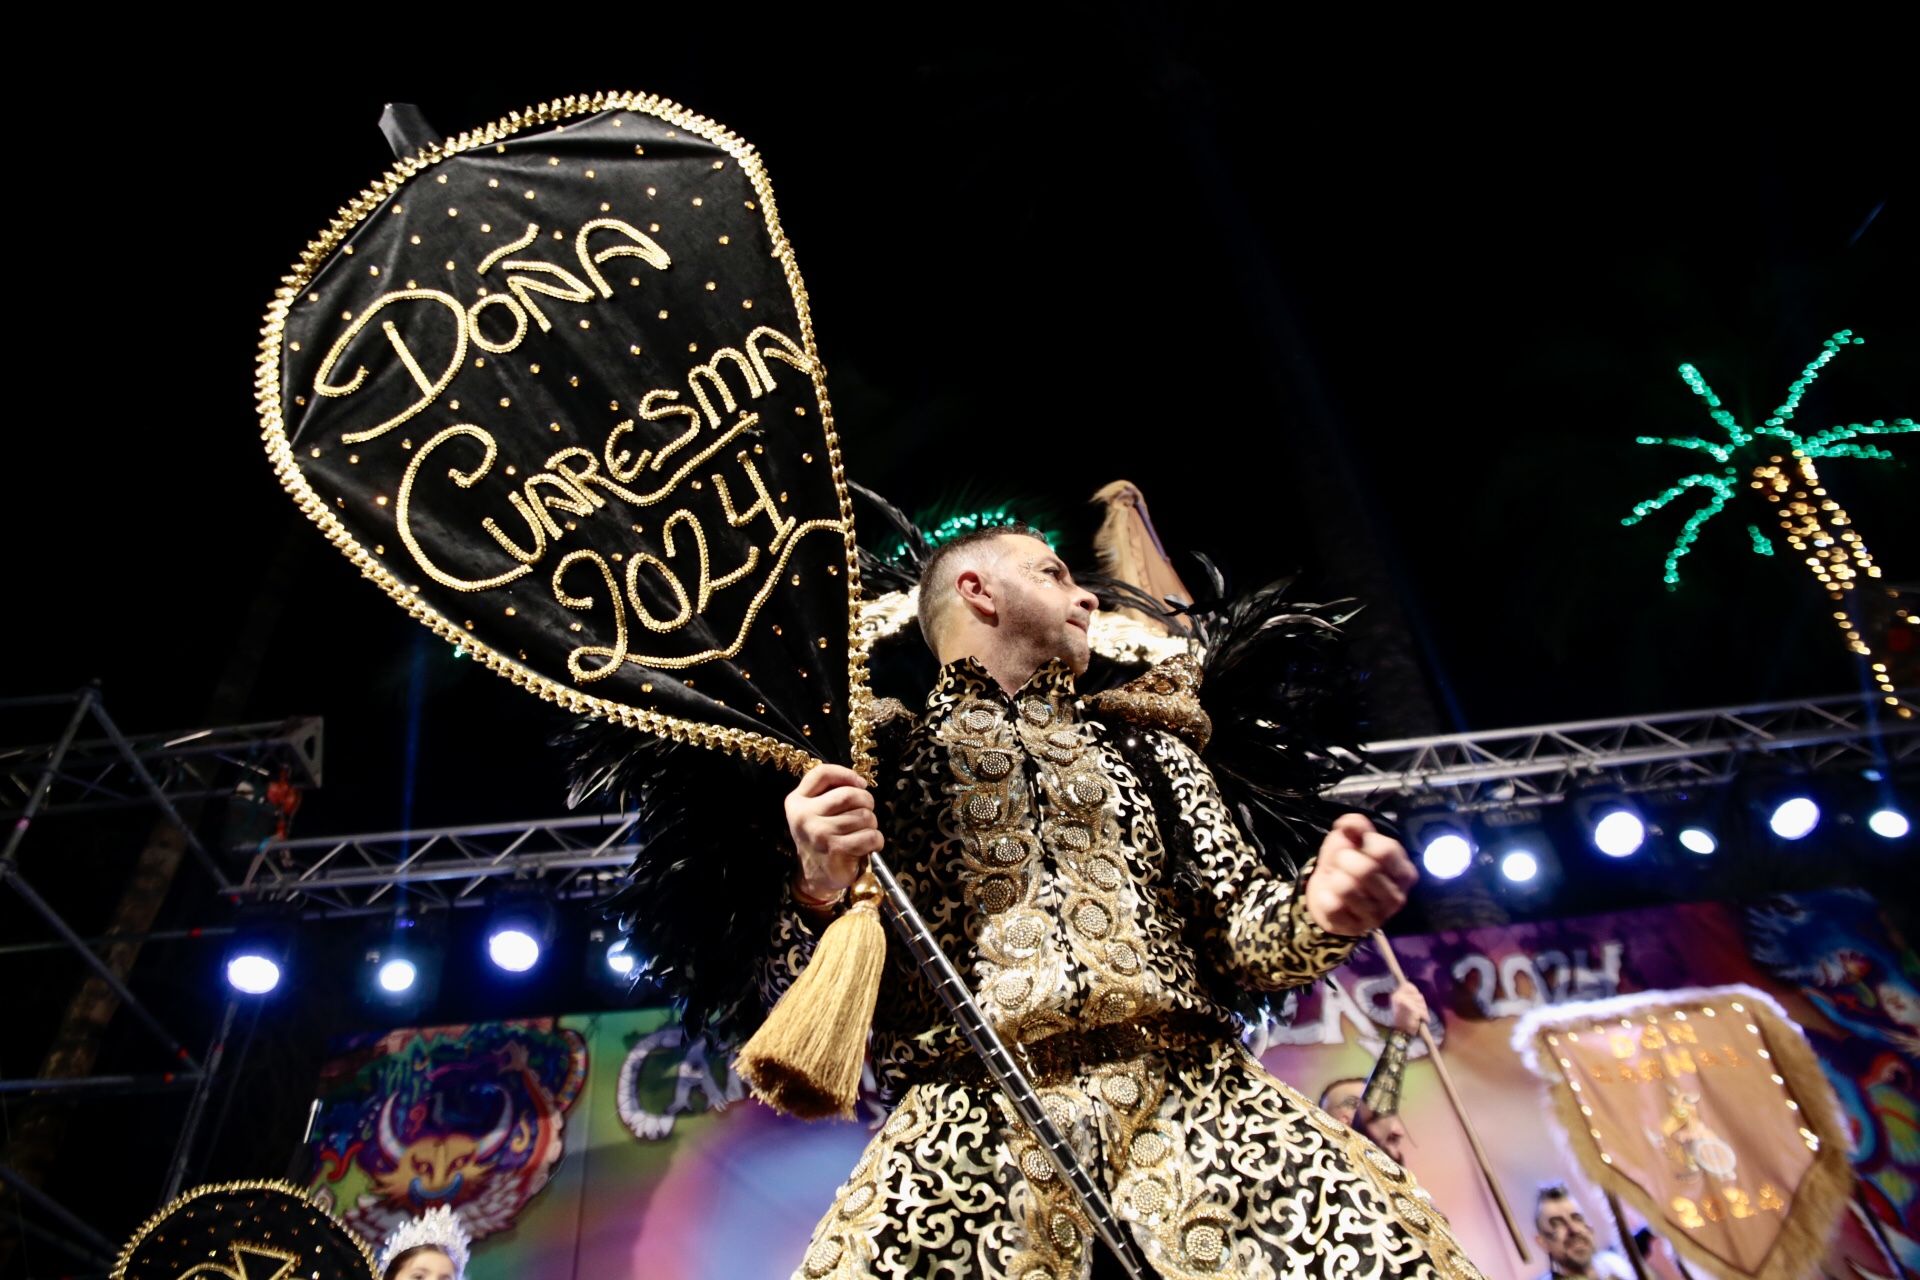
(755, 891, 827, 1008)
(1147, 732, 1358, 991)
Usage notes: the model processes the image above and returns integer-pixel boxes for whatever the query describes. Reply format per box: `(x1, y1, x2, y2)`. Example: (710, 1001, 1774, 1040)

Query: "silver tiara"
(376, 1206, 473, 1277)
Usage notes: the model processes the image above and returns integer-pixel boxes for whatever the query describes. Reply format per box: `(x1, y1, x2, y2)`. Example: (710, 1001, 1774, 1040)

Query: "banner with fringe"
(1514, 987, 1852, 1280)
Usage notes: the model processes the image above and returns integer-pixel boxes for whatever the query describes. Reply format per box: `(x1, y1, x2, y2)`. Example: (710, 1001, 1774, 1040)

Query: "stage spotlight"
(224, 910, 291, 996)
(226, 952, 282, 995)
(377, 958, 418, 993)
(1405, 810, 1475, 880)
(1499, 850, 1540, 883)
(1574, 789, 1646, 860)
(489, 928, 541, 972)
(585, 925, 647, 991)
(1592, 809, 1647, 858)
(484, 894, 555, 976)
(1768, 796, 1820, 840)
(1421, 833, 1474, 879)
(1677, 827, 1718, 856)
(1869, 808, 1911, 839)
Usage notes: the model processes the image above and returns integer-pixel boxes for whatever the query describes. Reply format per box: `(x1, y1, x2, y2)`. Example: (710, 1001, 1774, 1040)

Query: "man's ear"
(955, 567, 996, 622)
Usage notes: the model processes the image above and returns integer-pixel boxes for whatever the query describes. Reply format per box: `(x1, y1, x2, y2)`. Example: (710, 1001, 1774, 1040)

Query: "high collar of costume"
(925, 655, 1080, 721)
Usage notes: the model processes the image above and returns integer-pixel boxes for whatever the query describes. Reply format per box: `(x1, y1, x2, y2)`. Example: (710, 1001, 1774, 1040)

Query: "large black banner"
(258, 93, 869, 772)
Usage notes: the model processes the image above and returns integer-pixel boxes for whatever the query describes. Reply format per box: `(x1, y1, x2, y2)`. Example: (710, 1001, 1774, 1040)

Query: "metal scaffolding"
(236, 690, 1918, 909)
(0, 690, 319, 1268)
(1322, 689, 1918, 812)
(1, 707, 321, 820)
(238, 813, 642, 913)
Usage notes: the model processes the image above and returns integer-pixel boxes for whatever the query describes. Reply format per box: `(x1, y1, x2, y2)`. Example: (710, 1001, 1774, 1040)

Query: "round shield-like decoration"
(114, 1179, 376, 1279)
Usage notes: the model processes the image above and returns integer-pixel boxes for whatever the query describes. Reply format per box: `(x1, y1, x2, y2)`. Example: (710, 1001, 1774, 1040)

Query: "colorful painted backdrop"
(305, 889, 1916, 1279)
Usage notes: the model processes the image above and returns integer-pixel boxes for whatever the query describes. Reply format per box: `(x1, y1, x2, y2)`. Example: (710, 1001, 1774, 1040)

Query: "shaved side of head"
(915, 524, 1049, 652)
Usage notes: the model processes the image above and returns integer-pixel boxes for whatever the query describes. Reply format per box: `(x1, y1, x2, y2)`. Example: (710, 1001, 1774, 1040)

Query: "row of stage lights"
(1414, 791, 1909, 886)
(223, 896, 640, 998)
(223, 792, 1911, 994)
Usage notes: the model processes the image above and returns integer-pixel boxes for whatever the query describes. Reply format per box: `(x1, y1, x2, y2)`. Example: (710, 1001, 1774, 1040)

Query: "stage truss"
(238, 690, 1918, 910)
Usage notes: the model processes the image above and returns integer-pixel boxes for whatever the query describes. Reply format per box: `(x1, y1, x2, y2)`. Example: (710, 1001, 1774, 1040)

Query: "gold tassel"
(734, 870, 887, 1119)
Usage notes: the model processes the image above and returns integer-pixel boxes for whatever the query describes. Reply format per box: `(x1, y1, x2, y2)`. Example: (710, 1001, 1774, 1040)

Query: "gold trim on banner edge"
(111, 1177, 379, 1280)
(253, 91, 873, 779)
(1532, 1001, 1854, 1280)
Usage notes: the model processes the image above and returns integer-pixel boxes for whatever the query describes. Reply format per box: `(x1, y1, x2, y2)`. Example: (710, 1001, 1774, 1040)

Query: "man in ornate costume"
(766, 527, 1479, 1280)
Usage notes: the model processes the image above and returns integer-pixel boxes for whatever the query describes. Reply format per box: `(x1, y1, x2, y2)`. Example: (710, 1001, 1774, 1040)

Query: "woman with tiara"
(377, 1205, 472, 1280)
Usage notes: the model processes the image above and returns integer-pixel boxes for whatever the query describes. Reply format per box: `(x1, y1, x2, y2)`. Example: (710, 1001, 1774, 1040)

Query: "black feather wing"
(562, 719, 791, 1043)
(1179, 556, 1378, 877)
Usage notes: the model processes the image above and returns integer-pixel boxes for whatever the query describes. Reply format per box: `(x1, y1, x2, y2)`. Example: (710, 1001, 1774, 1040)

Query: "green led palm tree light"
(1623, 330, 1913, 713)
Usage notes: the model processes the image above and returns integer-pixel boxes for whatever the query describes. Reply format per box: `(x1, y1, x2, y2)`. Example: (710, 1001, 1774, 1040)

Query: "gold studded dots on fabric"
(980, 877, 1017, 915)
(803, 1236, 844, 1277)
(1072, 902, 1112, 939)
(1102, 1074, 1142, 1108)
(1020, 1149, 1056, 1183)
(1128, 1180, 1170, 1217)
(1130, 1131, 1170, 1166)
(1004, 917, 1045, 952)
(1182, 1223, 1225, 1265)
(1393, 1196, 1431, 1231)
(1047, 1212, 1080, 1253)
(1363, 1146, 1404, 1179)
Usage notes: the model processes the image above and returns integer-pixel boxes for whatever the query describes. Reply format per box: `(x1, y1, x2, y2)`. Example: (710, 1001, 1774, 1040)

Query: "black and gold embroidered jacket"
(760, 656, 1353, 1090)
(764, 658, 1485, 1280)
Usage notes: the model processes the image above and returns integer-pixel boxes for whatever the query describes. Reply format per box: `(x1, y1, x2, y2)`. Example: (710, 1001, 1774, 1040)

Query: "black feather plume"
(1177, 555, 1375, 878)
(849, 480, 932, 597)
(561, 719, 791, 1043)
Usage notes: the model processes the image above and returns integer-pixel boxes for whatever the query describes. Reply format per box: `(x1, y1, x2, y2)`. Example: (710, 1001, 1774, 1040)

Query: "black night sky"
(1, 20, 1913, 1266)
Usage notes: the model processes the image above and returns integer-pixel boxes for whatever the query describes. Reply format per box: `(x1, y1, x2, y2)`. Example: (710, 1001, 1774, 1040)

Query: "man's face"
(981, 535, 1096, 674)
(1360, 1112, 1409, 1165)
(1320, 1080, 1364, 1126)
(1536, 1195, 1596, 1271)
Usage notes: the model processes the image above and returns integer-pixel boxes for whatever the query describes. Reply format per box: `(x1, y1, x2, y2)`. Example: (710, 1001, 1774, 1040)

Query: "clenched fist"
(1303, 813, 1419, 937)
(787, 763, 884, 903)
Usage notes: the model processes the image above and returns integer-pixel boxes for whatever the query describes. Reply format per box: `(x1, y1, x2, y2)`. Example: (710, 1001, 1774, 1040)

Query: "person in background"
(1533, 1183, 1635, 1280)
(1317, 978, 1429, 1166)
